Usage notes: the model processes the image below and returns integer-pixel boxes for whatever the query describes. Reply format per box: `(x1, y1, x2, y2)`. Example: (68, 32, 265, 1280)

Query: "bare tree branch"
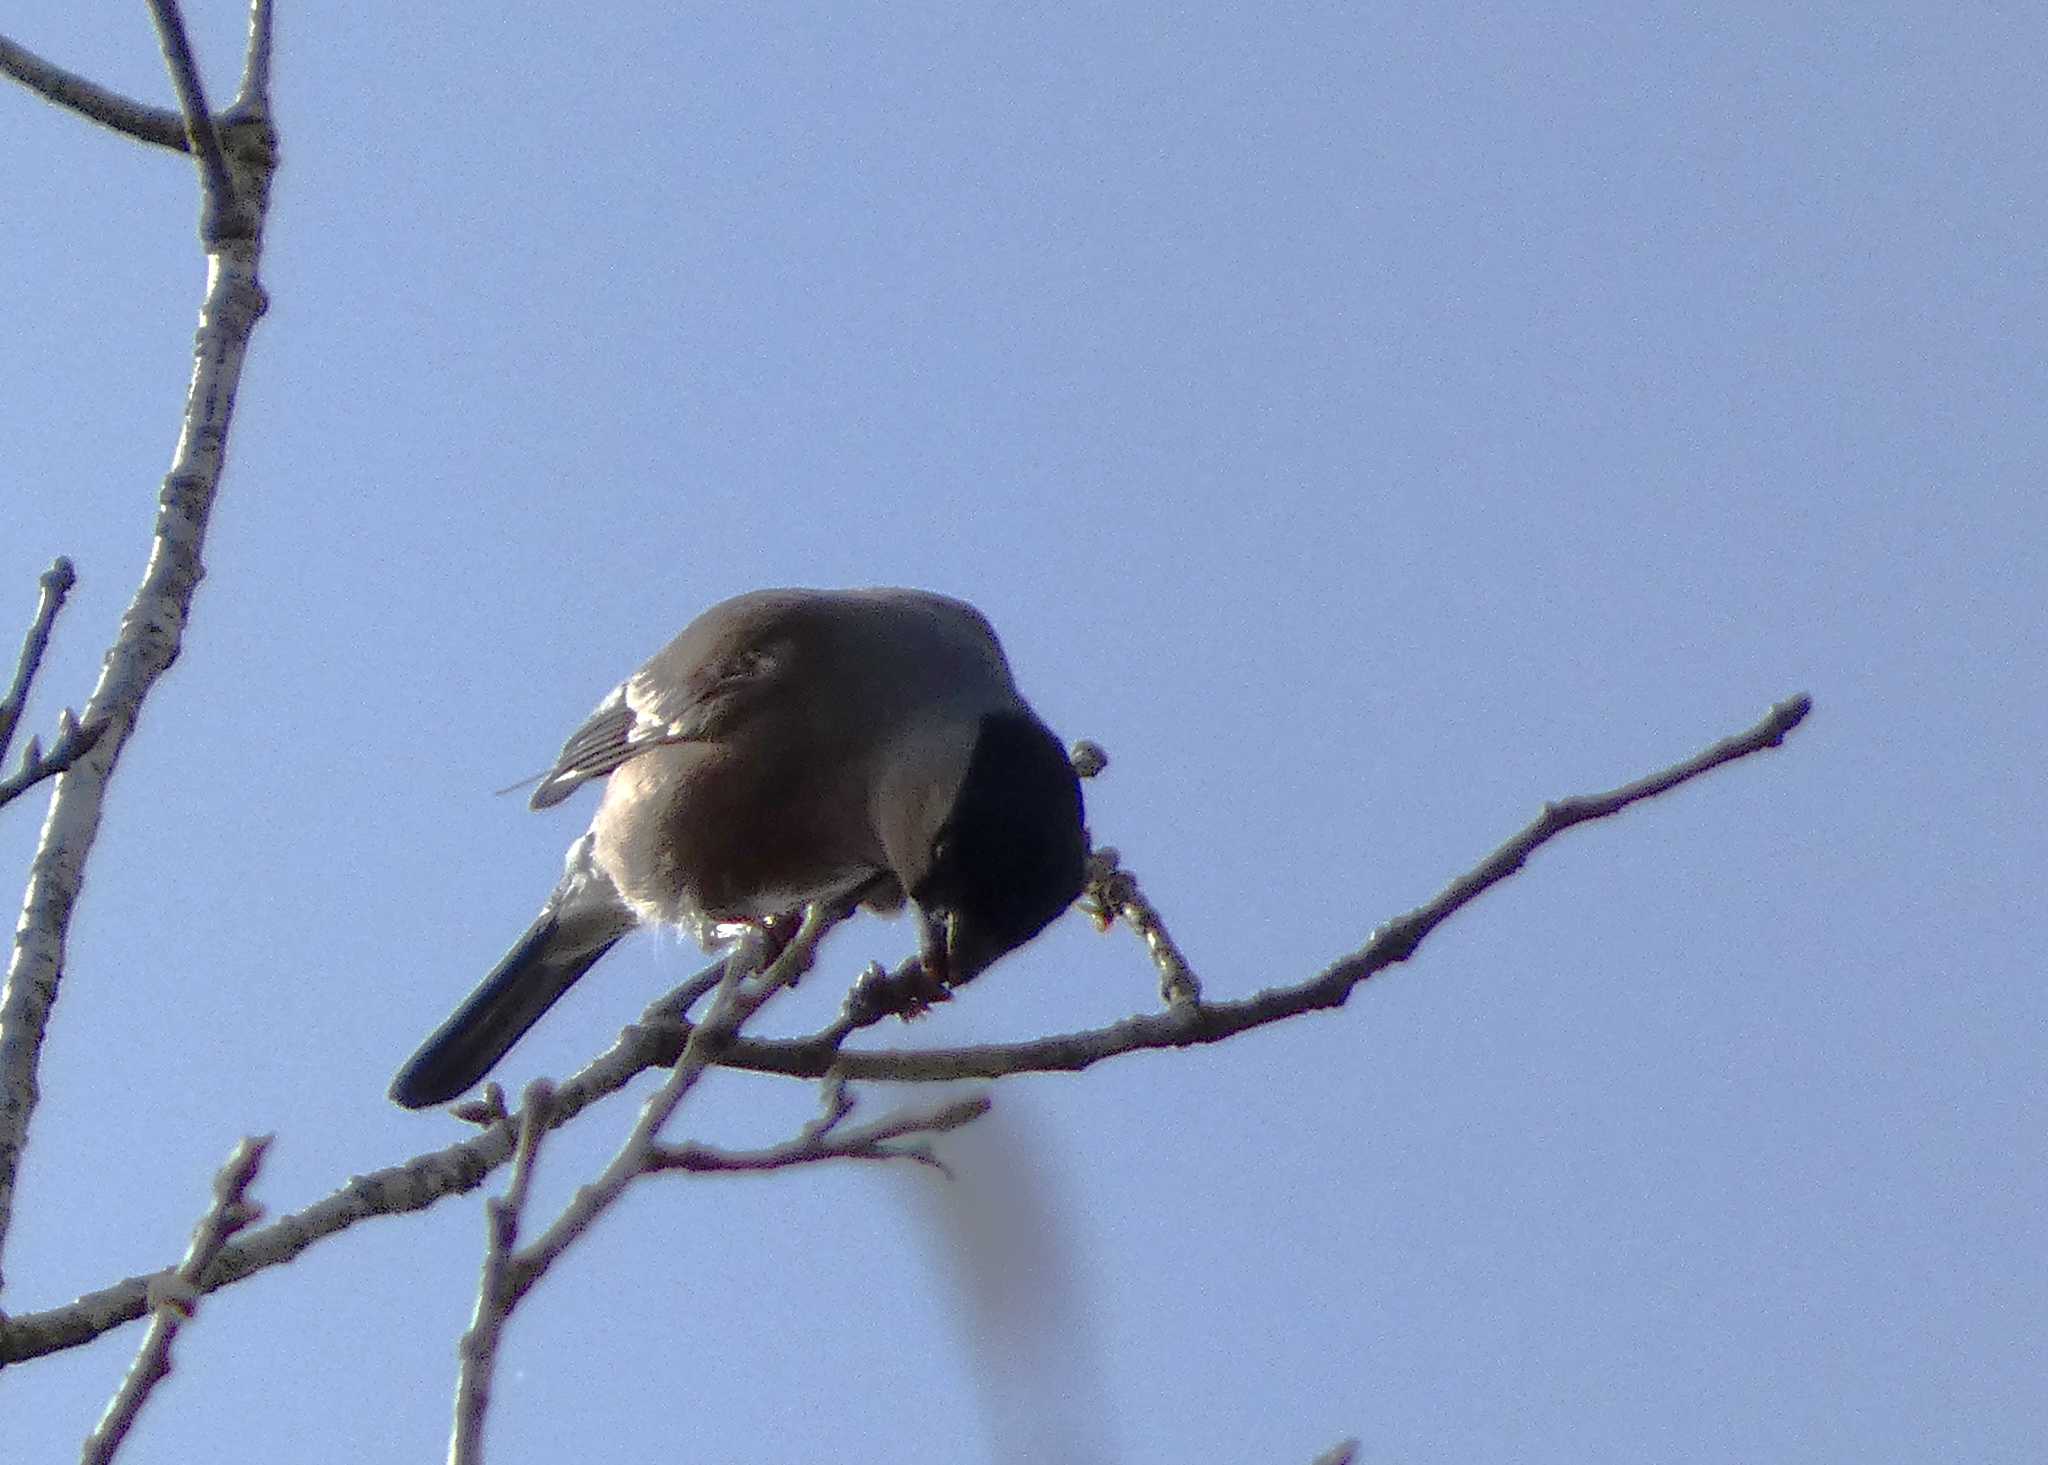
(503, 902, 850, 1297)
(448, 902, 864, 1461)
(0, 694, 1812, 1362)
(78, 1136, 271, 1465)
(0, 0, 277, 1297)
(0, 33, 187, 149)
(1, 1112, 532, 1365)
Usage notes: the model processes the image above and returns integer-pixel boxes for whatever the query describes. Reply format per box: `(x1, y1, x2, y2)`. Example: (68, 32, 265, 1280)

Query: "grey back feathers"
(531, 590, 1016, 812)
(389, 588, 1085, 1110)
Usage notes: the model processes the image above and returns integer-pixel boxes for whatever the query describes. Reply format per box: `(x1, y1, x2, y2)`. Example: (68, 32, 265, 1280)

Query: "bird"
(389, 587, 1087, 1110)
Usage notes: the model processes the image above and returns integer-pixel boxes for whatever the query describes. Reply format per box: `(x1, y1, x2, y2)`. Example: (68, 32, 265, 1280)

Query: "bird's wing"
(523, 586, 1004, 814)
(527, 642, 786, 810)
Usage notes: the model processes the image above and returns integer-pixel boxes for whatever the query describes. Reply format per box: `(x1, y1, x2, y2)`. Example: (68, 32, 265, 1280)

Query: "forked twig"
(79, 1136, 271, 1465)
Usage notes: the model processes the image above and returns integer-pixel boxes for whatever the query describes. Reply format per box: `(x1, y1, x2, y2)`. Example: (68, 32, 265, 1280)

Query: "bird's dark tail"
(389, 834, 634, 1109)
(387, 914, 622, 1108)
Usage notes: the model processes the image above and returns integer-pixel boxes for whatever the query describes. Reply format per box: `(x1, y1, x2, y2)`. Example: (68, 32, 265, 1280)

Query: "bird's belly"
(590, 745, 884, 944)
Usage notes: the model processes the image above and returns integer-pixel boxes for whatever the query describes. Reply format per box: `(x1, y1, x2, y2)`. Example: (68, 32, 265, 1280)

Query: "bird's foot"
(841, 957, 954, 1029)
(752, 910, 805, 980)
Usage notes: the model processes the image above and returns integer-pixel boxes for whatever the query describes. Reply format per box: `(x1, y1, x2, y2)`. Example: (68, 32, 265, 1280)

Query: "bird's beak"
(917, 907, 954, 988)
(918, 907, 1002, 991)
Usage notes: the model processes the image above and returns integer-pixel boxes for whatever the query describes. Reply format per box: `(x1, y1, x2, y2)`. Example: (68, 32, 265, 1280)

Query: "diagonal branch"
(0, 33, 187, 149)
(0, 694, 1812, 1363)
(706, 692, 1819, 1082)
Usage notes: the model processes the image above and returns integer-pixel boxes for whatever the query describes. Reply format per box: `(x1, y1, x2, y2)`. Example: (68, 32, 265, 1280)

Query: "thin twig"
(231, 0, 274, 114)
(503, 963, 750, 1301)
(0, 34, 188, 148)
(449, 1084, 551, 1465)
(644, 1092, 991, 1177)
(78, 1136, 271, 1465)
(0, 712, 109, 812)
(1081, 846, 1202, 1006)
(0, 558, 76, 769)
(143, 0, 237, 241)
(0, 695, 1812, 1362)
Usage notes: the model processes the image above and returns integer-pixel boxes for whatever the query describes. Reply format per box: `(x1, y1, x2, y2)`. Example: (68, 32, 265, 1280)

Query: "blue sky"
(2, 4, 2042, 1461)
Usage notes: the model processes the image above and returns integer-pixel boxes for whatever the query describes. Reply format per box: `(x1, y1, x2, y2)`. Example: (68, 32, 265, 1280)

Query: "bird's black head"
(912, 710, 1087, 986)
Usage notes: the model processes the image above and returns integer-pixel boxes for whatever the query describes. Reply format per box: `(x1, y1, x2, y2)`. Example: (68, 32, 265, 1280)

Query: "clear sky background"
(2, 4, 2042, 1462)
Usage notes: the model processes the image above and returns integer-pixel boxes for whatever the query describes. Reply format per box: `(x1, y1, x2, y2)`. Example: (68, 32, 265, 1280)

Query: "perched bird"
(389, 588, 1087, 1110)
